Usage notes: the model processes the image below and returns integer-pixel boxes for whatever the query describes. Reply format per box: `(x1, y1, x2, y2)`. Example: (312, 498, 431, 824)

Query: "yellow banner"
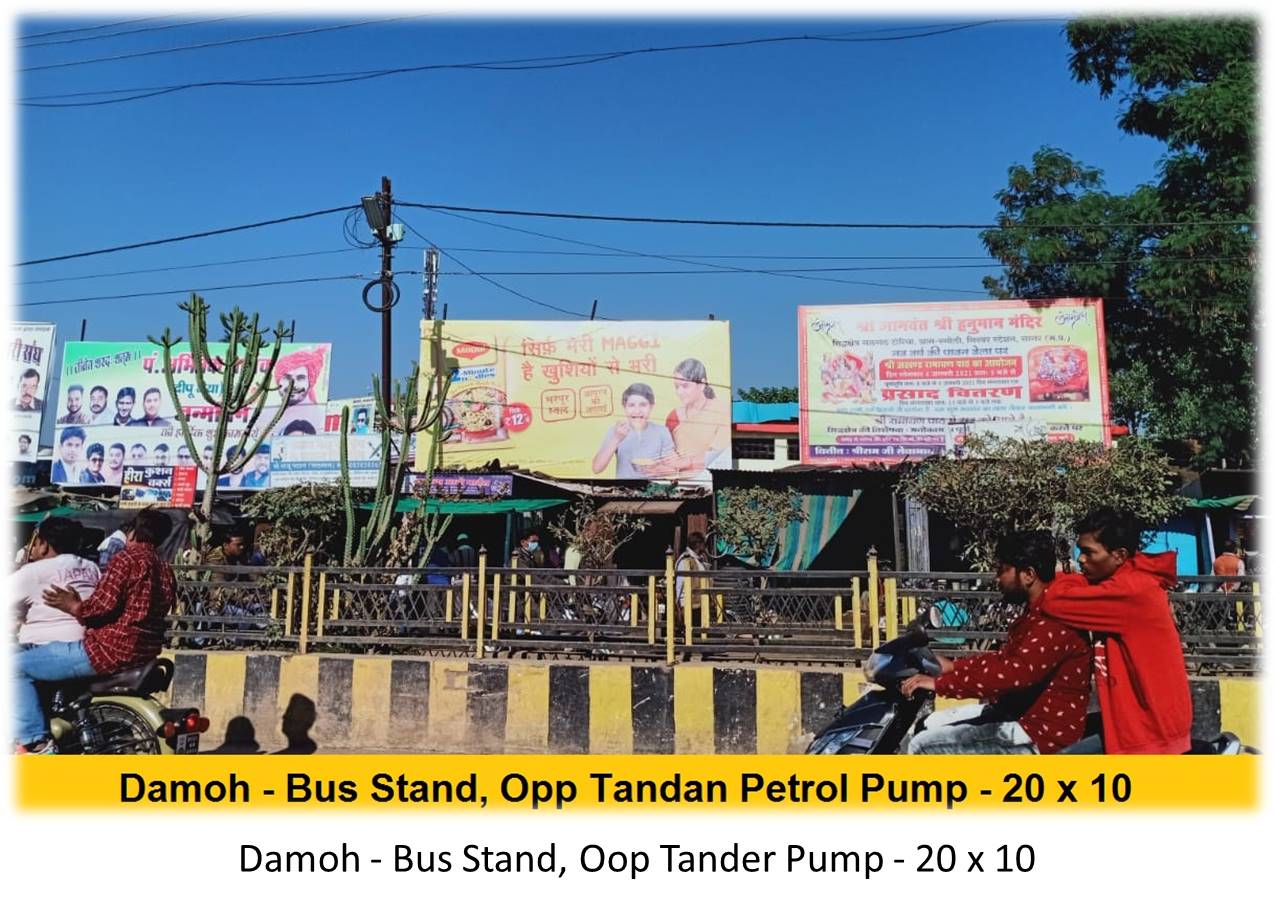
(420, 320, 731, 480)
(16, 755, 1258, 812)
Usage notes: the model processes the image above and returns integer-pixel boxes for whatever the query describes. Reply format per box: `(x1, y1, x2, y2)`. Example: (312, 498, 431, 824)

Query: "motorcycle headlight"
(808, 726, 880, 755)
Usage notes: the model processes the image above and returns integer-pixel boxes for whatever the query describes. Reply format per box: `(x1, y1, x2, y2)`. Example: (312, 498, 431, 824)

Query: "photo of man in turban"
(273, 347, 328, 407)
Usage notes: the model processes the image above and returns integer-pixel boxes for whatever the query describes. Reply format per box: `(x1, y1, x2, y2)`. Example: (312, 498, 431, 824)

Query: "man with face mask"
(900, 530, 1091, 754)
(514, 530, 544, 568)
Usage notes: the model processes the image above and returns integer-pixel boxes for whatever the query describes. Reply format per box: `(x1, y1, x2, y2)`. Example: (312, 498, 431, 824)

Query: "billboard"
(50, 406, 326, 487)
(268, 435, 387, 489)
(324, 396, 377, 434)
(120, 466, 197, 508)
(421, 320, 732, 480)
(58, 341, 332, 428)
(798, 298, 1110, 465)
(10, 322, 57, 462)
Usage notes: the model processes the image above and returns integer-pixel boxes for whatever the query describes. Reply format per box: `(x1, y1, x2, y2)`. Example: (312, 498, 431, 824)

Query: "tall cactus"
(150, 293, 294, 551)
(339, 362, 451, 566)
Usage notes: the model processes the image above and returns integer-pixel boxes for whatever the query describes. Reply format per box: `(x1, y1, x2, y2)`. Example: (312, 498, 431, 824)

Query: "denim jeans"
(907, 702, 1039, 755)
(15, 641, 96, 744)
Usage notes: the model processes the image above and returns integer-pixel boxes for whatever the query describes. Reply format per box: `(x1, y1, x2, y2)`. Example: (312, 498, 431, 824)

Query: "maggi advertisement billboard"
(421, 320, 731, 480)
(798, 299, 1110, 465)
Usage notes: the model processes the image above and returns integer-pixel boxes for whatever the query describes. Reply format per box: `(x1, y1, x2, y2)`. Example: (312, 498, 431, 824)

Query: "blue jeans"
(907, 702, 1039, 755)
(15, 641, 96, 744)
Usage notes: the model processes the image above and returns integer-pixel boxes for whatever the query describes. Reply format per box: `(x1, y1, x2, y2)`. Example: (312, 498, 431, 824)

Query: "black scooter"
(807, 626, 940, 755)
(808, 628, 1256, 755)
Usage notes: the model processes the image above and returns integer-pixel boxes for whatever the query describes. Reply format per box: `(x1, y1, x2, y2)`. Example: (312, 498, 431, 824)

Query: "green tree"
(711, 487, 806, 568)
(981, 18, 1256, 467)
(898, 435, 1185, 569)
(738, 386, 799, 404)
(241, 482, 370, 565)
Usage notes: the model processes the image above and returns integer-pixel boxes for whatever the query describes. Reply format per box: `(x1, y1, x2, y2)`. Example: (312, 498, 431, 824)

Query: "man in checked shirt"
(900, 530, 1092, 754)
(14, 509, 176, 754)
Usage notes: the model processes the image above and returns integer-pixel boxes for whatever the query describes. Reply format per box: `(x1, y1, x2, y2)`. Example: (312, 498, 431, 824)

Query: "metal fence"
(170, 555, 1262, 673)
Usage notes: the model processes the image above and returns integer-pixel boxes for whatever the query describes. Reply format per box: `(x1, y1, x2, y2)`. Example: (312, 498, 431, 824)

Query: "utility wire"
(20, 15, 256, 49)
(17, 274, 366, 308)
(21, 17, 420, 72)
(20, 17, 173, 41)
(19, 18, 1064, 107)
(399, 217, 600, 319)
(16, 205, 355, 267)
(402, 201, 1256, 231)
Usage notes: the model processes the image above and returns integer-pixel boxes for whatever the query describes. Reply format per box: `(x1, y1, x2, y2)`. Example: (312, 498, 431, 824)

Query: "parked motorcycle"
(807, 628, 1256, 755)
(42, 657, 209, 755)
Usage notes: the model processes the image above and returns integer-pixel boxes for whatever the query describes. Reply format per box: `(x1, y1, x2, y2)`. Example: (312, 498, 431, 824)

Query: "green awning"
(361, 497, 569, 515)
(1184, 495, 1257, 510)
(14, 506, 83, 523)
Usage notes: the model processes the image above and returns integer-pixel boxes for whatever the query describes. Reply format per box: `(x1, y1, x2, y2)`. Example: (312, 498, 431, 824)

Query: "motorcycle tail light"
(161, 721, 177, 738)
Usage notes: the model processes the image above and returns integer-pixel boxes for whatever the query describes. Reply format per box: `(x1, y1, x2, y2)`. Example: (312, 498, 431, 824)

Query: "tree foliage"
(712, 487, 806, 568)
(980, 18, 1256, 468)
(549, 498, 649, 570)
(241, 482, 371, 565)
(898, 435, 1185, 569)
(738, 386, 799, 404)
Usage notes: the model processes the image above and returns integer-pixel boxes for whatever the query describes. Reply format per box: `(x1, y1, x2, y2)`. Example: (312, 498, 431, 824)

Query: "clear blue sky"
(16, 14, 1165, 408)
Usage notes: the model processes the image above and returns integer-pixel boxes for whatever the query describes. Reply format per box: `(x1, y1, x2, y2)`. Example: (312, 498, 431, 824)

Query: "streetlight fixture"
(361, 195, 387, 233)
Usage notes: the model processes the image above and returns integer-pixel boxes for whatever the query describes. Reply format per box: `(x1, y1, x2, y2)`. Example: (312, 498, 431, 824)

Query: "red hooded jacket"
(1041, 552, 1192, 754)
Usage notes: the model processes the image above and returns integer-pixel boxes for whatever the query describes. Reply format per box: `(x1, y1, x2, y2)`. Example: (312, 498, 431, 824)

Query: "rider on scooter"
(900, 530, 1091, 754)
(1042, 507, 1191, 754)
(15, 510, 176, 755)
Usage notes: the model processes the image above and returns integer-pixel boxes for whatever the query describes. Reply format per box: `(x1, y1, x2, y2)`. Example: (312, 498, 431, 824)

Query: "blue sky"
(15, 14, 1166, 404)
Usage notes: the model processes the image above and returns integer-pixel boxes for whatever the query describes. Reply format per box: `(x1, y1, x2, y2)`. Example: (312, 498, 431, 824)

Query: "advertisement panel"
(798, 298, 1110, 465)
(421, 320, 732, 480)
(120, 465, 197, 508)
(57, 341, 332, 428)
(9, 322, 57, 462)
(50, 405, 326, 487)
(324, 396, 377, 433)
(269, 435, 385, 488)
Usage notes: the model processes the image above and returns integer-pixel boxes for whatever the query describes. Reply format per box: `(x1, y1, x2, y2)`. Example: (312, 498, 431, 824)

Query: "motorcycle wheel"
(74, 703, 161, 755)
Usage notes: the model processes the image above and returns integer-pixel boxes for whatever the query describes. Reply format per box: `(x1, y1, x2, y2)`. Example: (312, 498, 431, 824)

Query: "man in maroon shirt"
(900, 530, 1092, 754)
(14, 510, 176, 753)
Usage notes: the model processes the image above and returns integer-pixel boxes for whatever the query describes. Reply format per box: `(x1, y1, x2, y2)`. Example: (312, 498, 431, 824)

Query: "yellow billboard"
(419, 320, 731, 480)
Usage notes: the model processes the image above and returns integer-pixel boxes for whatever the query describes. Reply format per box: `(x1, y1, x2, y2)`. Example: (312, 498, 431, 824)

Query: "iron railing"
(168, 555, 1262, 672)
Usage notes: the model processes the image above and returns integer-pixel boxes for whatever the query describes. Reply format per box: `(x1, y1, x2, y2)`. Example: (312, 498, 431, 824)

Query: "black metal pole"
(380, 175, 393, 420)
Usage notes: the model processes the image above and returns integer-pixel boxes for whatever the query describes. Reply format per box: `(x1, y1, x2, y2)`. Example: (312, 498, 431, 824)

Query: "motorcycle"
(807, 628, 1256, 755)
(42, 657, 209, 755)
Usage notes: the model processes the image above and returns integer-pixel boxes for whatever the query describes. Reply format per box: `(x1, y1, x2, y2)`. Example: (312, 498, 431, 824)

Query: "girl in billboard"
(649, 358, 730, 481)
(592, 383, 675, 479)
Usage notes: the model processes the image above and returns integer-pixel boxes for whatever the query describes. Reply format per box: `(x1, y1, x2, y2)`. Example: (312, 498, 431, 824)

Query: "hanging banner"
(798, 298, 1110, 465)
(402, 472, 514, 498)
(10, 322, 57, 462)
(119, 465, 198, 508)
(57, 341, 332, 429)
(420, 320, 732, 481)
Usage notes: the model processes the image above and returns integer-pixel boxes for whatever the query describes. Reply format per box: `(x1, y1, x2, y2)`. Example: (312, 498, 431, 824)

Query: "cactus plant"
(339, 362, 451, 566)
(150, 293, 295, 551)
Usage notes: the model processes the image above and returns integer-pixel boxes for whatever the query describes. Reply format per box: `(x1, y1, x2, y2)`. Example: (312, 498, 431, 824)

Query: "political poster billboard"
(10, 322, 57, 462)
(324, 396, 377, 434)
(268, 435, 386, 489)
(420, 320, 732, 481)
(50, 405, 327, 488)
(798, 298, 1110, 466)
(57, 341, 332, 428)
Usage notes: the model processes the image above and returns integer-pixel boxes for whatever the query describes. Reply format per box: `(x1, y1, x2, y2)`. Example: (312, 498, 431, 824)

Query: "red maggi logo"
(452, 341, 490, 360)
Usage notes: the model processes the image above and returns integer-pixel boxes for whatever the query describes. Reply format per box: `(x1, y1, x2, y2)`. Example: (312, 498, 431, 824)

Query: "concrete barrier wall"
(164, 650, 1261, 754)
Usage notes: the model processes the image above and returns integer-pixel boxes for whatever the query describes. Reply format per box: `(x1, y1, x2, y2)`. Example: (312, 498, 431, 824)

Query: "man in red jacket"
(1042, 507, 1192, 754)
(901, 530, 1091, 754)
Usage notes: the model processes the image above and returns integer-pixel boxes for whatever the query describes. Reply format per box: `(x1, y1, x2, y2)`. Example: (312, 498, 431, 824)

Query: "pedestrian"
(1212, 539, 1245, 593)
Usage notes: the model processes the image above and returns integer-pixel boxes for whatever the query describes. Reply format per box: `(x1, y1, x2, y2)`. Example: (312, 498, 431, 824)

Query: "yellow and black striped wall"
(165, 651, 1260, 754)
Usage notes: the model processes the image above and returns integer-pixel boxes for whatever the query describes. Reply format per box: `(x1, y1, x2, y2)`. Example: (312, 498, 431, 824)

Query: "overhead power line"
(20, 16, 255, 49)
(20, 18, 1067, 108)
(402, 201, 1257, 231)
(19, 16, 173, 41)
(16, 274, 366, 308)
(21, 17, 419, 72)
(16, 205, 355, 267)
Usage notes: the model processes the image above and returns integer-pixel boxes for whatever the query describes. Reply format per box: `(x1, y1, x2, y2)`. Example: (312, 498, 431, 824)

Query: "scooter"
(43, 657, 209, 755)
(807, 629, 1257, 755)
(806, 626, 940, 754)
